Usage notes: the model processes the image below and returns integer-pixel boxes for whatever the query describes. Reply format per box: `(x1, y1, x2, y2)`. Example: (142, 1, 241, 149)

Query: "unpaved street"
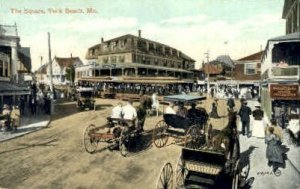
(0, 98, 231, 189)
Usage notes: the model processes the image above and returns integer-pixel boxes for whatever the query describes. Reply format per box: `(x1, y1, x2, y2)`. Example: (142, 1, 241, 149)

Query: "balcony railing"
(270, 65, 300, 80)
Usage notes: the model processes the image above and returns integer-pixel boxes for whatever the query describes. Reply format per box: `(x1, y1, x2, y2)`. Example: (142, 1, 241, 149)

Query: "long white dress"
(252, 119, 265, 138)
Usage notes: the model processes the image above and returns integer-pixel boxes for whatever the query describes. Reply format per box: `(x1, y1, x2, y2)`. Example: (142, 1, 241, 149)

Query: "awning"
(0, 82, 30, 95)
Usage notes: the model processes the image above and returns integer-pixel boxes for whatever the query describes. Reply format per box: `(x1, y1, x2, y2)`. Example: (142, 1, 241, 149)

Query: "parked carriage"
(76, 87, 95, 111)
(83, 118, 140, 156)
(152, 94, 208, 148)
(156, 144, 243, 189)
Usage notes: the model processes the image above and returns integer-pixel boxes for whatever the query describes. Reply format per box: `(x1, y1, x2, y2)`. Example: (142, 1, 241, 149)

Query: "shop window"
(245, 63, 256, 75)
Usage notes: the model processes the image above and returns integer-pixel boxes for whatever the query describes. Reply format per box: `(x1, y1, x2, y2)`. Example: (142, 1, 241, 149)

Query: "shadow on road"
(0, 138, 58, 155)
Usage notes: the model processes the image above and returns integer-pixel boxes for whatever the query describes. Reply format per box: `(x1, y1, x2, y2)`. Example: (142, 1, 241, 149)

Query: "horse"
(208, 111, 239, 160)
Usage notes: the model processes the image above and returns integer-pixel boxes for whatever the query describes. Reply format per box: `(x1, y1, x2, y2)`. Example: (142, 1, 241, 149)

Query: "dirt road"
(0, 98, 232, 189)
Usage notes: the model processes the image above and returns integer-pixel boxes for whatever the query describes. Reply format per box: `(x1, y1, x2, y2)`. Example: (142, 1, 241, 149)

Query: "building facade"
(0, 23, 31, 107)
(261, 32, 300, 120)
(282, 0, 300, 34)
(76, 31, 195, 84)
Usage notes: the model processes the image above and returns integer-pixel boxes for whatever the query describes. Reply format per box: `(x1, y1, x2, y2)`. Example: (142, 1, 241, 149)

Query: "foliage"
(65, 65, 75, 84)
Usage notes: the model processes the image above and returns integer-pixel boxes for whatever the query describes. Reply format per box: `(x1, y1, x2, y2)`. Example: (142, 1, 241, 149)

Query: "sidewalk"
(0, 113, 51, 142)
(240, 100, 300, 189)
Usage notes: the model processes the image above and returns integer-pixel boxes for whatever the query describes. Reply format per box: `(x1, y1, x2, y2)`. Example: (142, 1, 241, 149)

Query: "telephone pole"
(204, 50, 210, 96)
(48, 32, 54, 93)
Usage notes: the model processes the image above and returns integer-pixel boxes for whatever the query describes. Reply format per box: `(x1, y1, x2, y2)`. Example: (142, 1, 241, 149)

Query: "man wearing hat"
(1, 104, 11, 131)
(238, 101, 252, 137)
(252, 103, 265, 138)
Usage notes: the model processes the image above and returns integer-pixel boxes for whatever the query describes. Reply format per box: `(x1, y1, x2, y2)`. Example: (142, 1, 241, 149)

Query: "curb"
(0, 116, 52, 142)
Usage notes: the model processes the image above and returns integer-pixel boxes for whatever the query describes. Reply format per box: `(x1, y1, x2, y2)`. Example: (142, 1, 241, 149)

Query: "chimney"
(138, 30, 141, 37)
(101, 37, 104, 43)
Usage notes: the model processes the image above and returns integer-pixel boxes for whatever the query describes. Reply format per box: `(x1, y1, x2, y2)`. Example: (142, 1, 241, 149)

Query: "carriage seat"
(163, 114, 192, 130)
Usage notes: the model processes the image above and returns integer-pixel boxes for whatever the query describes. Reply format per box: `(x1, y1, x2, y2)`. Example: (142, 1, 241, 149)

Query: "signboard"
(270, 84, 299, 100)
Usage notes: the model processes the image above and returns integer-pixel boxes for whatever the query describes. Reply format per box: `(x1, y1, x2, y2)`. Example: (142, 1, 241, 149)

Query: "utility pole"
(48, 32, 54, 114)
(48, 32, 54, 93)
(40, 56, 43, 82)
(204, 50, 210, 97)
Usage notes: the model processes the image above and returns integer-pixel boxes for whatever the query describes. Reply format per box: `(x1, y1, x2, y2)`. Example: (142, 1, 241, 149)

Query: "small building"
(231, 51, 263, 92)
(47, 56, 83, 85)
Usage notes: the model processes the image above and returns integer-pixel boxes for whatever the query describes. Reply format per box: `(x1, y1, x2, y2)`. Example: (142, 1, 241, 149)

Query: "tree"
(65, 65, 75, 85)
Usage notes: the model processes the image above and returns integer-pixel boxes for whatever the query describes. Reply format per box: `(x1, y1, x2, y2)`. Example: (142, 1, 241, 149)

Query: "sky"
(0, 0, 285, 71)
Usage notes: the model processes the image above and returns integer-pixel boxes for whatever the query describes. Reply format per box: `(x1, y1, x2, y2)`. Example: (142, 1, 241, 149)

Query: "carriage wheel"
(153, 120, 169, 148)
(231, 160, 240, 189)
(83, 124, 98, 153)
(156, 162, 174, 189)
(184, 125, 201, 149)
(119, 129, 128, 157)
(175, 155, 187, 188)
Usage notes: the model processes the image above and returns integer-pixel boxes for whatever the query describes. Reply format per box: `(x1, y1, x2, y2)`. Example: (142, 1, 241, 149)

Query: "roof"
(36, 64, 48, 74)
(0, 82, 30, 95)
(54, 57, 83, 67)
(237, 51, 264, 61)
(202, 64, 223, 74)
(88, 33, 195, 62)
(18, 47, 31, 71)
(282, 0, 295, 18)
(215, 55, 234, 68)
(268, 32, 300, 42)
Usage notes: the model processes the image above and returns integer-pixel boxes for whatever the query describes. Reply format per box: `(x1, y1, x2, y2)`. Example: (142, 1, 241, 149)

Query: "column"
(11, 46, 18, 82)
(135, 67, 138, 77)
(109, 69, 112, 77)
(2, 61, 5, 76)
(121, 68, 124, 76)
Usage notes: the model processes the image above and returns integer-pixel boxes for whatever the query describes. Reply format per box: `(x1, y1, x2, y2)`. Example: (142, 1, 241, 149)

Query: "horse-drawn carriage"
(83, 117, 140, 157)
(152, 94, 209, 148)
(156, 111, 247, 189)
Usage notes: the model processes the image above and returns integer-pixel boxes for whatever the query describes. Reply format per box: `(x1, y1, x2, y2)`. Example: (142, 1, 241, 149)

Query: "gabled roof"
(54, 57, 83, 67)
(238, 51, 264, 61)
(215, 55, 234, 68)
(35, 64, 48, 74)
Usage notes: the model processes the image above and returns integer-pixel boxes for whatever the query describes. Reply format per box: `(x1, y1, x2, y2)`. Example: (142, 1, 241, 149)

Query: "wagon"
(83, 117, 140, 156)
(152, 94, 208, 148)
(156, 146, 244, 189)
(76, 87, 95, 111)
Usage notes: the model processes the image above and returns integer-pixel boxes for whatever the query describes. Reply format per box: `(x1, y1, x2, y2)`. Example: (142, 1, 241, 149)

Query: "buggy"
(76, 87, 95, 111)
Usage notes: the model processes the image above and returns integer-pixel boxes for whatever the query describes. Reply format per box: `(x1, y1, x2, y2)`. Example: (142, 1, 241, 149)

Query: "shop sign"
(270, 84, 299, 100)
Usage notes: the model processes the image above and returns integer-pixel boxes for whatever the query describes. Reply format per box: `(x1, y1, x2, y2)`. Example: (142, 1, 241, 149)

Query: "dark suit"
(239, 105, 252, 136)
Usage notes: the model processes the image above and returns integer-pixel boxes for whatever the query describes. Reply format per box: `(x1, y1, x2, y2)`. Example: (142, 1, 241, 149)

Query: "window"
(119, 55, 125, 63)
(111, 56, 117, 63)
(245, 64, 256, 75)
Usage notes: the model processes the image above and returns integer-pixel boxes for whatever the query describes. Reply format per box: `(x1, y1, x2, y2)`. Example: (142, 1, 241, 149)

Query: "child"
(265, 126, 283, 172)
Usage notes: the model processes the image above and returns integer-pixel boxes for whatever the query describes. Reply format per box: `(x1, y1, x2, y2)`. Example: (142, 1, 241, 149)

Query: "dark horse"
(208, 111, 240, 160)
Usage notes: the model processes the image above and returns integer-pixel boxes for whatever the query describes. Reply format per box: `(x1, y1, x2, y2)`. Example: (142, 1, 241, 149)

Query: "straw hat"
(2, 104, 9, 109)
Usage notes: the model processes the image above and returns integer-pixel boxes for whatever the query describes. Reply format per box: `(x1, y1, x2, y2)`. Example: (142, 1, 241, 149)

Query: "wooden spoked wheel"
(231, 160, 240, 189)
(119, 128, 129, 157)
(184, 125, 201, 149)
(84, 124, 98, 153)
(175, 155, 187, 188)
(153, 120, 169, 148)
(156, 162, 174, 189)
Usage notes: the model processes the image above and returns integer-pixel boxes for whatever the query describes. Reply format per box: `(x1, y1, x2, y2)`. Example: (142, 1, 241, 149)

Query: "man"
(10, 106, 20, 131)
(165, 102, 176, 114)
(137, 100, 147, 132)
(227, 97, 235, 112)
(187, 103, 198, 119)
(176, 102, 188, 118)
(238, 101, 252, 137)
(110, 102, 122, 119)
(121, 100, 137, 126)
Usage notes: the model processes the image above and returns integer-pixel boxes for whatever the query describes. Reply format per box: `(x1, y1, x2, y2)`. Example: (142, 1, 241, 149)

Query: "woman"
(252, 104, 265, 138)
(209, 102, 220, 119)
(265, 123, 283, 172)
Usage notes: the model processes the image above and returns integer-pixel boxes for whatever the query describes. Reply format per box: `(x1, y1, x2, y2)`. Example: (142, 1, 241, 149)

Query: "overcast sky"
(0, 0, 285, 71)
